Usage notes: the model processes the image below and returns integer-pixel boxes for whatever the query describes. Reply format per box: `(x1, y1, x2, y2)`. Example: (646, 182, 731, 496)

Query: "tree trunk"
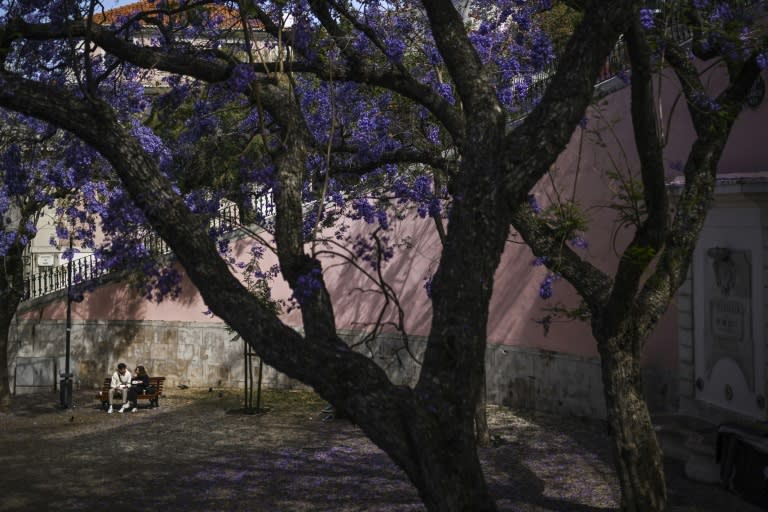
(598, 337, 666, 512)
(0, 306, 14, 410)
(416, 445, 497, 511)
(0, 249, 24, 410)
(398, 409, 497, 511)
(475, 375, 491, 447)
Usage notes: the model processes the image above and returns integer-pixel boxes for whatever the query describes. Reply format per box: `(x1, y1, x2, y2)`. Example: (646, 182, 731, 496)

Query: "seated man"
(108, 363, 132, 414)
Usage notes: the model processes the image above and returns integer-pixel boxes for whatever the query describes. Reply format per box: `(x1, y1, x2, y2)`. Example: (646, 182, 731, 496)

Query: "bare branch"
(510, 205, 613, 307)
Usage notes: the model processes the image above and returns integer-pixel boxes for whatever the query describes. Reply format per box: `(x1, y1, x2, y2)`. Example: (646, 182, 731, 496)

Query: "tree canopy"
(0, 1, 765, 511)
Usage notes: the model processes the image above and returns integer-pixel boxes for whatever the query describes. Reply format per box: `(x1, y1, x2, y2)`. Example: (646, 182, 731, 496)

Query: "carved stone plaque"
(710, 299, 744, 340)
(704, 249, 754, 390)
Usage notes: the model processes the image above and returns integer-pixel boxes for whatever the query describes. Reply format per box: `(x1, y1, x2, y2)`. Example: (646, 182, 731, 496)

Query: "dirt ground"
(0, 387, 760, 512)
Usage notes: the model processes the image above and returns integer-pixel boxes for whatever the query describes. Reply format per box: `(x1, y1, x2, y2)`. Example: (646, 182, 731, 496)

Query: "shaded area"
(0, 389, 759, 511)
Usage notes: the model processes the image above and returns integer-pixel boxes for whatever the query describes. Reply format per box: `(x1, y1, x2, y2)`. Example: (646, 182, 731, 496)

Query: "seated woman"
(125, 365, 150, 413)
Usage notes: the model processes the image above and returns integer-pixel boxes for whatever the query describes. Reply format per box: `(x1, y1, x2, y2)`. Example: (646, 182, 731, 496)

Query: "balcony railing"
(22, 191, 275, 302)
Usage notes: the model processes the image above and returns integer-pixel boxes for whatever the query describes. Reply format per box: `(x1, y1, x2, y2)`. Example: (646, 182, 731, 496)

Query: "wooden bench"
(96, 376, 166, 410)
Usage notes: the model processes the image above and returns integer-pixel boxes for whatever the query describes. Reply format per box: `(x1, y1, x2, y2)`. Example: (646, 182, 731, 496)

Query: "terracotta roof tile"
(93, 1, 157, 24)
(93, 1, 262, 30)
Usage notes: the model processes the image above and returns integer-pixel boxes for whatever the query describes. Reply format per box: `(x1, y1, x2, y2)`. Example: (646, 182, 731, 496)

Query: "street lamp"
(59, 233, 73, 409)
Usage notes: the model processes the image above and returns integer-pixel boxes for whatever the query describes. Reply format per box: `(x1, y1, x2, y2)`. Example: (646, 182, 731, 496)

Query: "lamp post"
(59, 233, 73, 409)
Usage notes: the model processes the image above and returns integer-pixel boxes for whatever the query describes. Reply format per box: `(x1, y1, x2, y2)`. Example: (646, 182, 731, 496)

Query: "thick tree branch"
(419, 0, 488, 110)
(510, 205, 613, 307)
(629, 54, 763, 343)
(626, 20, 667, 247)
(599, 17, 670, 324)
(663, 41, 711, 133)
(7, 18, 237, 82)
(4, 16, 466, 146)
(329, 147, 456, 177)
(256, 82, 339, 341)
(0, 68, 428, 479)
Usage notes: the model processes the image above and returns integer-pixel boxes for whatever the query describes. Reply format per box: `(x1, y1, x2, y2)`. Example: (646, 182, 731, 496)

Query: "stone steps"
(653, 413, 720, 484)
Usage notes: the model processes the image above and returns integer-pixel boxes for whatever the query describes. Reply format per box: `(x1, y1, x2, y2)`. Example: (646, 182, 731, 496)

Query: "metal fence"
(22, 191, 275, 302)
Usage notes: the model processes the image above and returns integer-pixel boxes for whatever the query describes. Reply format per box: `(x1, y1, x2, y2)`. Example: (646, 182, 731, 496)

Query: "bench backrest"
(101, 376, 165, 395)
(150, 377, 165, 395)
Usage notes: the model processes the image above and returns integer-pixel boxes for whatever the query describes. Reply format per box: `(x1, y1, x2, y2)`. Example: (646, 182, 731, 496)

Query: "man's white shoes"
(107, 406, 114, 414)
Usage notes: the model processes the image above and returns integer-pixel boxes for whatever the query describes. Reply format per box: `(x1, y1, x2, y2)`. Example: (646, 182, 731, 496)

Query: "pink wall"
(324, 62, 767, 369)
(21, 248, 293, 323)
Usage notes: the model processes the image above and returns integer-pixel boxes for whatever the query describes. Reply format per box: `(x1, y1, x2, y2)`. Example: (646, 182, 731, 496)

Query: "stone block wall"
(8, 319, 677, 419)
(346, 333, 676, 418)
(9, 319, 308, 392)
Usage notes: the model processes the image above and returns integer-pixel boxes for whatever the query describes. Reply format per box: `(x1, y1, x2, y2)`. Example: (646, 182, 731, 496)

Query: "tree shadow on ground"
(1, 390, 756, 512)
(483, 448, 618, 511)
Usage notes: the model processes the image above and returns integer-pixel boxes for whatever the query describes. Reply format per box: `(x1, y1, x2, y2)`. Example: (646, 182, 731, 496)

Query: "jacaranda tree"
(0, 111, 114, 408)
(0, 1, 764, 511)
(0, 113, 56, 409)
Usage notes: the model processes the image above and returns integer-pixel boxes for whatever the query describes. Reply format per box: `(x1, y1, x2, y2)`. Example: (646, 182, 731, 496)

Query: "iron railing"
(22, 191, 275, 302)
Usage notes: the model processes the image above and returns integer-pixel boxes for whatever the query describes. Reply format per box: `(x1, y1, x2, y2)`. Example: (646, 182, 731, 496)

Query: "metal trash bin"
(59, 372, 73, 408)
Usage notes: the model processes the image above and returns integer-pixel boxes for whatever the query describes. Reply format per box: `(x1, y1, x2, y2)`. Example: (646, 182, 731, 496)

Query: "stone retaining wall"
(8, 319, 676, 418)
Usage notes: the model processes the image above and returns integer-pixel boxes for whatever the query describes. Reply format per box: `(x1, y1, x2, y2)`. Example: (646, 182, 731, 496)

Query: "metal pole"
(60, 234, 73, 408)
(248, 350, 254, 410)
(243, 337, 249, 411)
(255, 358, 263, 412)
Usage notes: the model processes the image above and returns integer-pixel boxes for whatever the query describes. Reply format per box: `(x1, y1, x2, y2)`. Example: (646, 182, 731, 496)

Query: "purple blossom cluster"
(569, 236, 589, 250)
(639, 9, 656, 30)
(527, 194, 542, 214)
(423, 274, 433, 299)
(0, 231, 18, 255)
(291, 267, 323, 306)
(289, 5, 318, 62)
(302, 209, 321, 241)
(690, 91, 721, 112)
(351, 233, 394, 271)
(131, 120, 173, 171)
(391, 175, 441, 219)
(539, 272, 560, 300)
(2, 145, 27, 195)
(464, 1, 555, 109)
(0, 114, 96, 258)
(329, 188, 345, 208)
(384, 37, 406, 64)
(350, 198, 376, 224)
(228, 64, 257, 94)
(709, 3, 734, 23)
